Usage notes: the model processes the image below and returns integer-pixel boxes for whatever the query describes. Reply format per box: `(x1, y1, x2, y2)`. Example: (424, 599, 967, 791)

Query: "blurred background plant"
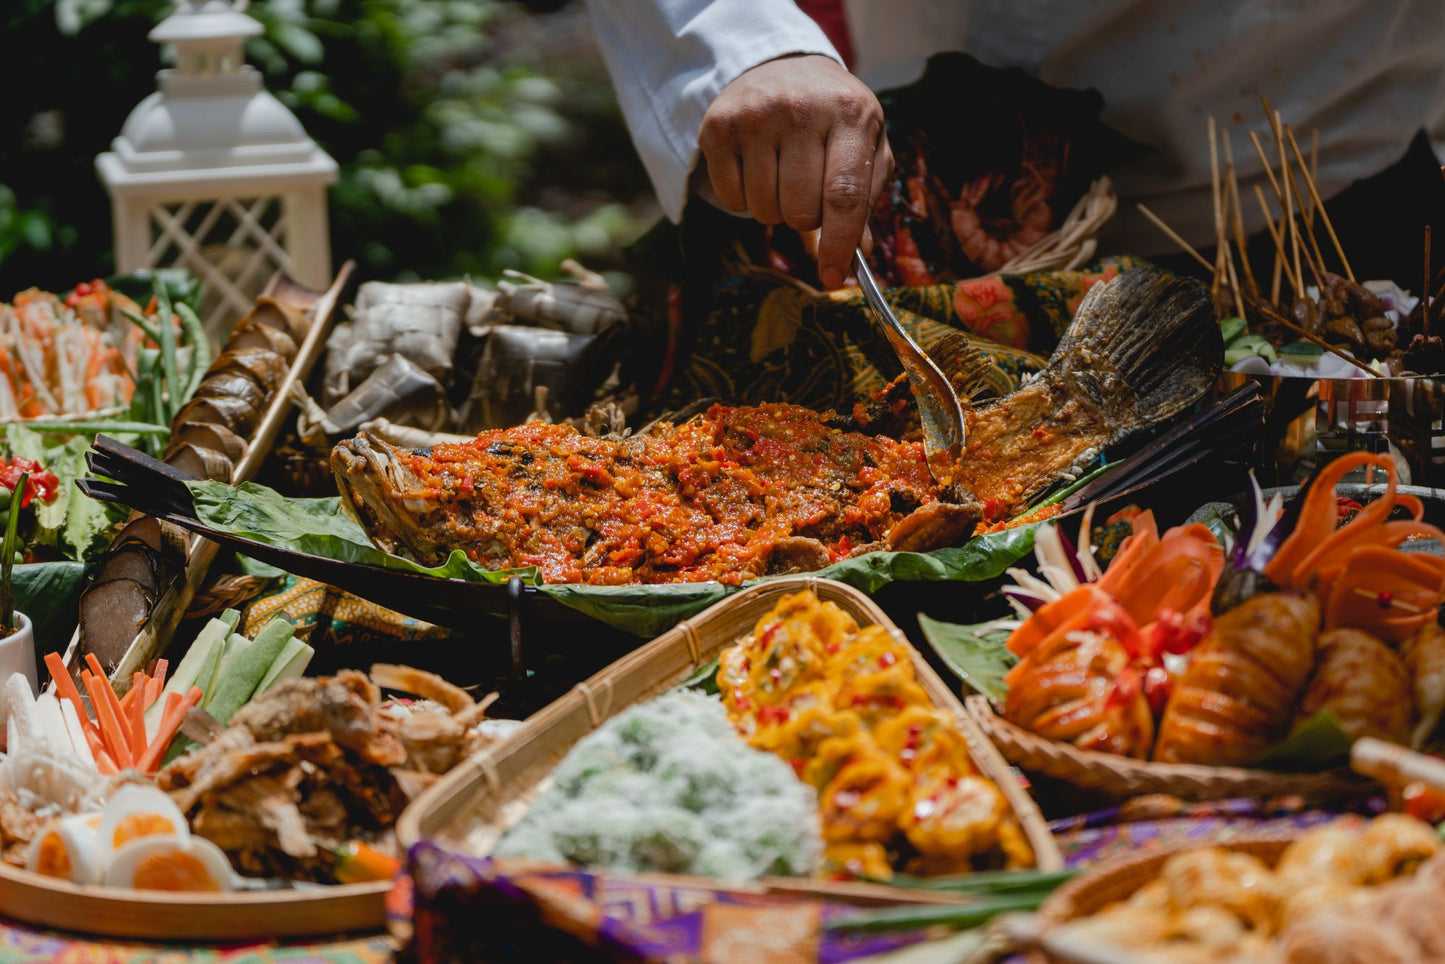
(0, 0, 657, 294)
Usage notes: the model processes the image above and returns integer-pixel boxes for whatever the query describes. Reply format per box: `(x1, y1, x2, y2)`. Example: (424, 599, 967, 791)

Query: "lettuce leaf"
(1253, 712, 1353, 772)
(184, 479, 1043, 637)
(2, 424, 125, 561)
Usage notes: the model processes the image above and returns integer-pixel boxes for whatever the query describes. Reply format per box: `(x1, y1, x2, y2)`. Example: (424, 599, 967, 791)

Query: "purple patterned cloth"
(405, 840, 926, 963)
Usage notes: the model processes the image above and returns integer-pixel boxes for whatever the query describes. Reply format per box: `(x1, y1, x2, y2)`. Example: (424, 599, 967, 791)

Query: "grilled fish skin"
(333, 268, 1220, 584)
(954, 268, 1221, 522)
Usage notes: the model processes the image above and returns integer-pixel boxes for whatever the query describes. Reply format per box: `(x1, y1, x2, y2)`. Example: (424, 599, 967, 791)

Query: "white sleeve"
(584, 0, 844, 222)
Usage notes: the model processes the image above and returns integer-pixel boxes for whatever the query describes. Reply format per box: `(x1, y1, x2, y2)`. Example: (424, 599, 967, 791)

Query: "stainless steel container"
(1220, 372, 1445, 486)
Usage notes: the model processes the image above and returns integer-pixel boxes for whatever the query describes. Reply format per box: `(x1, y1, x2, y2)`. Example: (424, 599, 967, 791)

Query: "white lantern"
(96, 0, 337, 336)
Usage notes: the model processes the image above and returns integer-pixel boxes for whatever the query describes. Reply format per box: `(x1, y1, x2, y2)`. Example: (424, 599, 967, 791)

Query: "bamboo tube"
(1284, 123, 1355, 282)
(1136, 203, 1213, 272)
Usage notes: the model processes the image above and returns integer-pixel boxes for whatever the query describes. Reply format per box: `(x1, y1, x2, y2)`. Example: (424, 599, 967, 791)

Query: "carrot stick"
(125, 678, 146, 758)
(44, 652, 98, 740)
(83, 673, 131, 768)
(94, 748, 117, 776)
(146, 660, 168, 706)
(83, 653, 133, 756)
(136, 687, 202, 774)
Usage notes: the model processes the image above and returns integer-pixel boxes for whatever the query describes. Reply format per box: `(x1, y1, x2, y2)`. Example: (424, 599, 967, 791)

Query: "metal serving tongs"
(852, 249, 966, 486)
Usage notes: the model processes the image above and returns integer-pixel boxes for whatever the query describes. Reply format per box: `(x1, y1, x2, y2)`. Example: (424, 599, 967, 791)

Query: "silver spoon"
(852, 249, 966, 486)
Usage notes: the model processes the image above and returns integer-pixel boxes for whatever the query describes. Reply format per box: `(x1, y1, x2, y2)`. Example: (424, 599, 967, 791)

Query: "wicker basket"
(397, 576, 1062, 904)
(966, 696, 1367, 803)
(995, 178, 1117, 276)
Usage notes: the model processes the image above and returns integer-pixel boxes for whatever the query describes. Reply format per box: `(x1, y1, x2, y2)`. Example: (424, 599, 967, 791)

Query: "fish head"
(331, 432, 447, 566)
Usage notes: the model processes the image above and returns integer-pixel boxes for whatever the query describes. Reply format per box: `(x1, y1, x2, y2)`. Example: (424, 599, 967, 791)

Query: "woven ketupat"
(647, 257, 1146, 421)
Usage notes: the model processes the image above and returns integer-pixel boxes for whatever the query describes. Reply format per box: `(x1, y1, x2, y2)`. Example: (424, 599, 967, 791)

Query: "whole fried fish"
(332, 268, 1221, 585)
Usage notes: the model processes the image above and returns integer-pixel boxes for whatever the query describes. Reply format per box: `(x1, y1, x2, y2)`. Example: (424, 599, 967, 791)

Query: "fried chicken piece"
(231, 670, 406, 767)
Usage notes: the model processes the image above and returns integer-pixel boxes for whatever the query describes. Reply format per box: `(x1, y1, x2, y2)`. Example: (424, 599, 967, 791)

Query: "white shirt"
(584, 0, 1445, 255)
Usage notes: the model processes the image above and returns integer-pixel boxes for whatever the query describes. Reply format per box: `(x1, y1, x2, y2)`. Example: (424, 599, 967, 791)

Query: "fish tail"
(1046, 267, 1222, 431)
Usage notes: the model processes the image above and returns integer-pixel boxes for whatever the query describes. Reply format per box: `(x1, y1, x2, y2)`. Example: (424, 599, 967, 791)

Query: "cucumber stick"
(205, 618, 296, 725)
(206, 633, 253, 709)
(147, 616, 229, 739)
(257, 638, 314, 694)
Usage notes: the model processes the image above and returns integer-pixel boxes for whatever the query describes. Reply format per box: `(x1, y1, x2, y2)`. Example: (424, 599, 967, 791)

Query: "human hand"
(699, 54, 892, 289)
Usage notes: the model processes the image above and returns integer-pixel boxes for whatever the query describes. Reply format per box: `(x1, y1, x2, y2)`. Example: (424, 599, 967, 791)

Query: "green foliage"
(0, 0, 654, 292)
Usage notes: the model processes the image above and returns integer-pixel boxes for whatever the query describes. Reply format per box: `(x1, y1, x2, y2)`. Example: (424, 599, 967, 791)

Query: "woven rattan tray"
(397, 576, 1062, 906)
(966, 696, 1367, 803)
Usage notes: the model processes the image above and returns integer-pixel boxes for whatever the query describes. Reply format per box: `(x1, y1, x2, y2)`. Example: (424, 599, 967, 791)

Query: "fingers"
(815, 126, 880, 289)
(779, 140, 825, 233)
(699, 120, 747, 212)
(741, 139, 783, 226)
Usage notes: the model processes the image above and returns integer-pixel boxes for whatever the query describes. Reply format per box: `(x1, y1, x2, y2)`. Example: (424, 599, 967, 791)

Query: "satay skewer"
(1254, 186, 1301, 296)
(1277, 126, 1329, 285)
(1136, 203, 1213, 272)
(1253, 300, 1382, 377)
(1222, 131, 1259, 300)
(1208, 116, 1227, 304)
(1284, 123, 1355, 282)
(1425, 225, 1433, 339)
(1269, 109, 1310, 292)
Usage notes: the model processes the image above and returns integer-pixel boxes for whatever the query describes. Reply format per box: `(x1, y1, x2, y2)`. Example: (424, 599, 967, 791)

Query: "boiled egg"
(99, 785, 188, 855)
(26, 813, 103, 884)
(104, 833, 235, 892)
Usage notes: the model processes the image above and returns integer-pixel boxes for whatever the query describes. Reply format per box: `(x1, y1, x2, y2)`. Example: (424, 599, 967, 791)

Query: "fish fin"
(1049, 268, 1222, 431)
(928, 331, 995, 400)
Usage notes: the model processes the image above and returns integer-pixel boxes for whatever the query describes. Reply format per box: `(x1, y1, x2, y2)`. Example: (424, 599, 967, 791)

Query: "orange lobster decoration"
(1264, 452, 1445, 643)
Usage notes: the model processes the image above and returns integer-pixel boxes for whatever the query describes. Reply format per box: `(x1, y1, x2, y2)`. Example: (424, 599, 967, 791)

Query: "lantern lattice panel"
(146, 196, 291, 333)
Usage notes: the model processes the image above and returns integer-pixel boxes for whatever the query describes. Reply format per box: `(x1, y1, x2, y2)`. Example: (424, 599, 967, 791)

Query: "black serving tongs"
(853, 249, 967, 487)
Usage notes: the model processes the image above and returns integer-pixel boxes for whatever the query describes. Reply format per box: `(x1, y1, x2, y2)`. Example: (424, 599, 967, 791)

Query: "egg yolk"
(112, 813, 176, 848)
(132, 852, 220, 892)
(34, 832, 71, 880)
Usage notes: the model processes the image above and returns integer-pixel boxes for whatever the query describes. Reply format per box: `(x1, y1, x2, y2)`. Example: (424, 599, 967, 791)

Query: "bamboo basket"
(966, 696, 1367, 803)
(397, 576, 1062, 908)
(60, 262, 355, 687)
(994, 178, 1117, 276)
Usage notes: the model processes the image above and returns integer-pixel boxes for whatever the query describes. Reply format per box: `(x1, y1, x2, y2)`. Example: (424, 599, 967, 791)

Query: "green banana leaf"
(917, 614, 1016, 702)
(185, 479, 1044, 637)
(11, 561, 86, 656)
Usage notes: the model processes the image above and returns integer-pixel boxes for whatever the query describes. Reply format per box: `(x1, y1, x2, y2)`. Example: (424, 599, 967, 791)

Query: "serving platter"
(397, 576, 1063, 909)
(0, 860, 389, 941)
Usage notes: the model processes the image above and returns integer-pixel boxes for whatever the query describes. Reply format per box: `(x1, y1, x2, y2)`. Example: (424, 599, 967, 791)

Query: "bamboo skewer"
(1254, 186, 1300, 296)
(1253, 301, 1381, 377)
(1427, 225, 1434, 338)
(1269, 109, 1306, 294)
(1279, 145, 1329, 284)
(1224, 248, 1247, 319)
(1307, 128, 1320, 227)
(1136, 203, 1213, 272)
(1284, 123, 1355, 282)
(1249, 130, 1297, 298)
(1221, 131, 1259, 300)
(1208, 117, 1228, 305)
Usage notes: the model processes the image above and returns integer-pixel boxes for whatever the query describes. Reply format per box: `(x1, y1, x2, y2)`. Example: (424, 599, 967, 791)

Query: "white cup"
(0, 612, 39, 721)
